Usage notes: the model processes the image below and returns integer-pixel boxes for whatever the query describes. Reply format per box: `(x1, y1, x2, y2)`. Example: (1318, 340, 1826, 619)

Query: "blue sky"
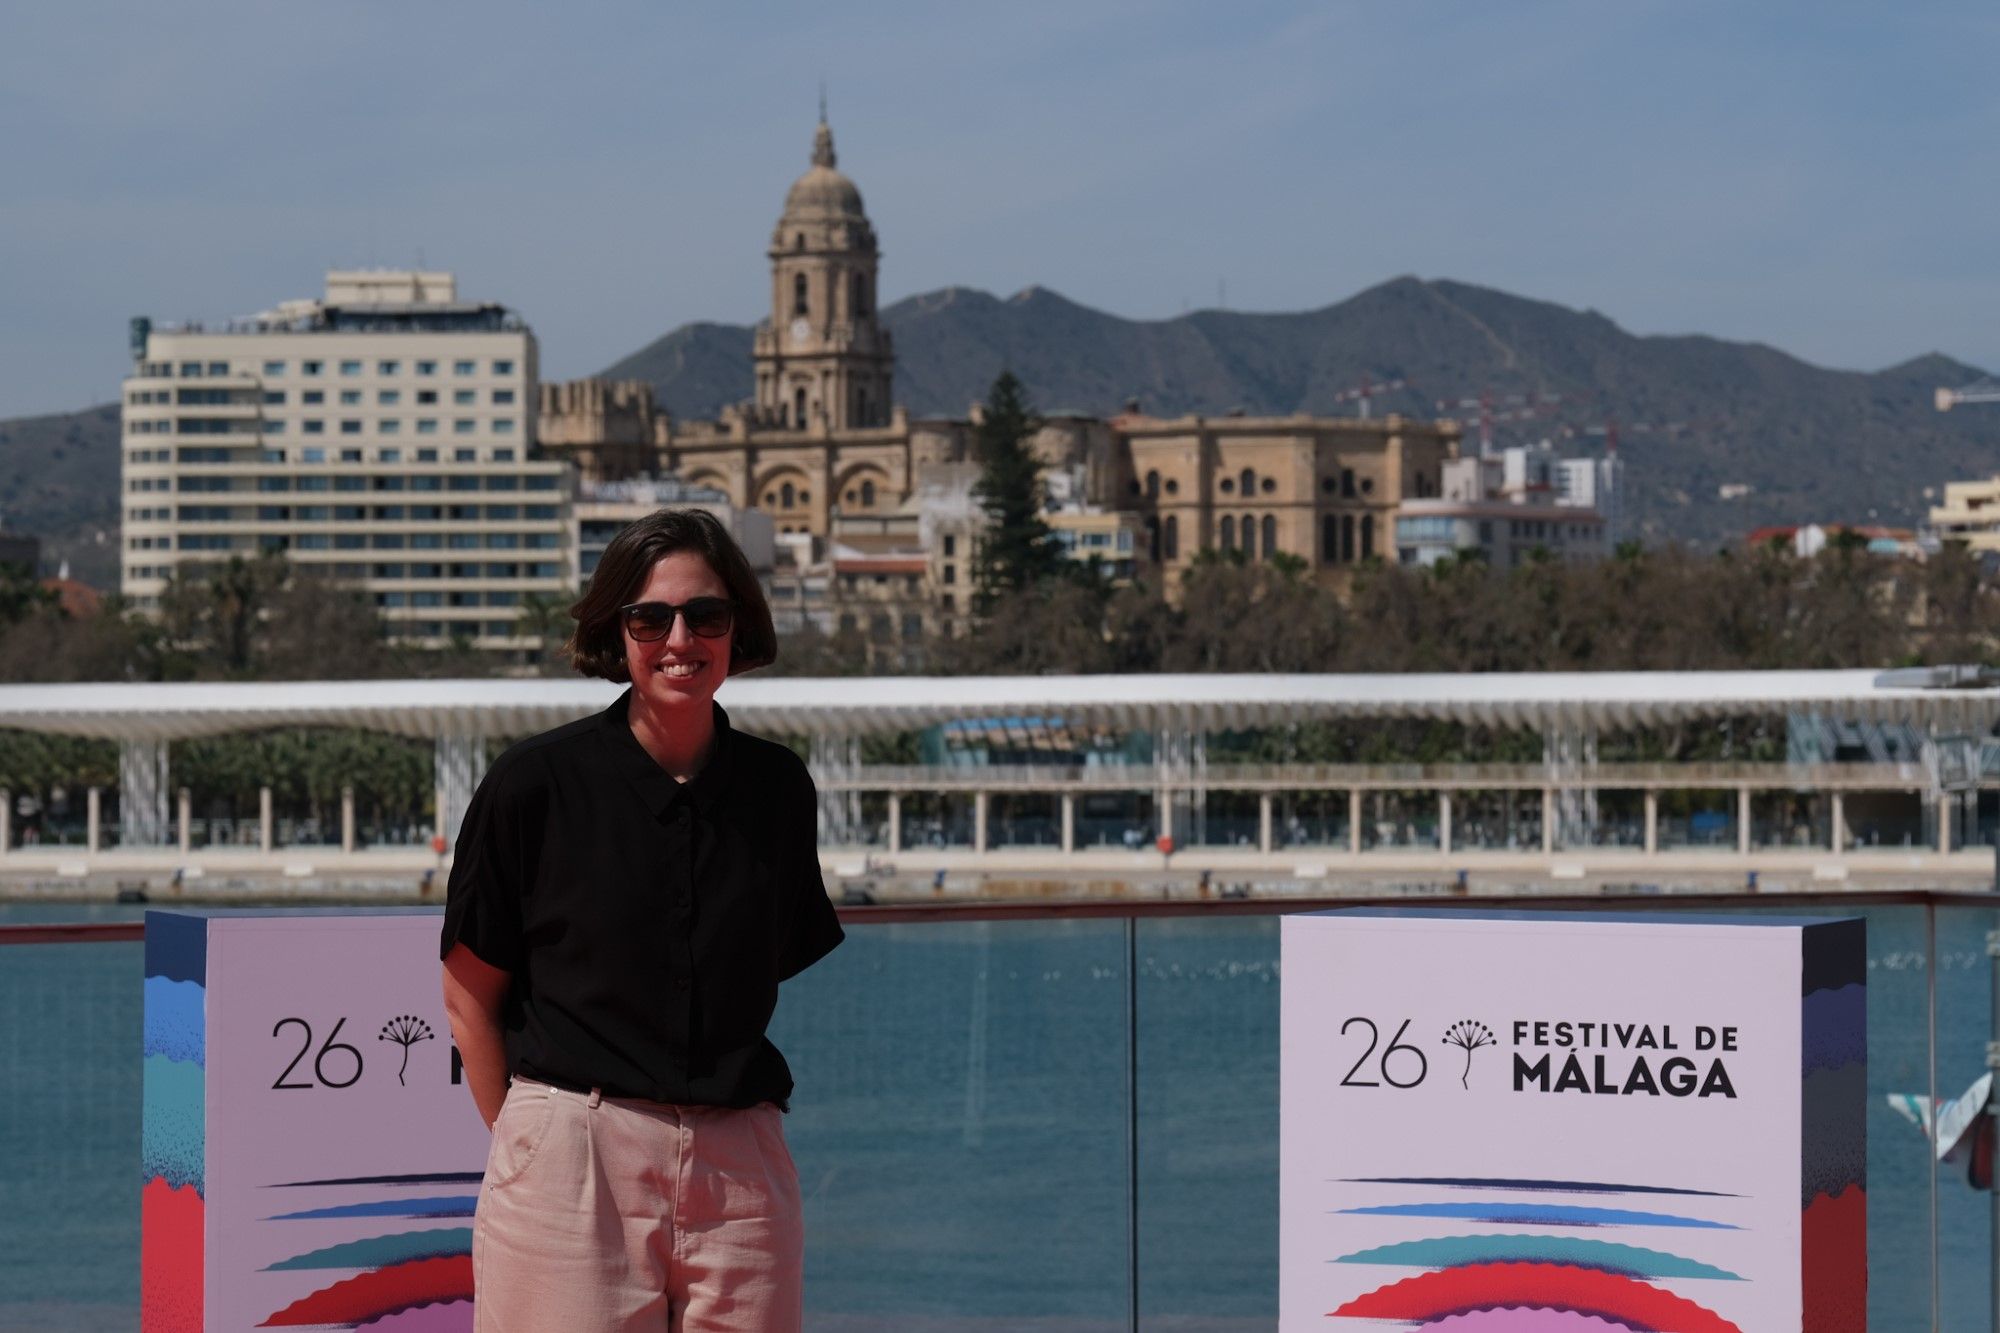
(5, 0, 1998, 418)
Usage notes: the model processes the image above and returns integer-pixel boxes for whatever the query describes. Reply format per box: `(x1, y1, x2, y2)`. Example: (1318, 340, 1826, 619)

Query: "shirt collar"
(598, 689, 735, 820)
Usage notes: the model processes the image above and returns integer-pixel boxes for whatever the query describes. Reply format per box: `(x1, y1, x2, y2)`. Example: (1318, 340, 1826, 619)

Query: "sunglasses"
(619, 598, 736, 642)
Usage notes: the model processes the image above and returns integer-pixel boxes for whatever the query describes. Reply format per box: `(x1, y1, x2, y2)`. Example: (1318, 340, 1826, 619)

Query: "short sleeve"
(439, 762, 532, 970)
(779, 768, 844, 980)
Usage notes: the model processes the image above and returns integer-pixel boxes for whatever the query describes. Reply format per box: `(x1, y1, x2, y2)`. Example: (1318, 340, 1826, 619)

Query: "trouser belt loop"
(586, 1087, 603, 1108)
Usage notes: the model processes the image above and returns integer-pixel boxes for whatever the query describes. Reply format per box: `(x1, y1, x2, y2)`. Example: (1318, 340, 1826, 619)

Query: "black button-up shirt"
(440, 691, 843, 1108)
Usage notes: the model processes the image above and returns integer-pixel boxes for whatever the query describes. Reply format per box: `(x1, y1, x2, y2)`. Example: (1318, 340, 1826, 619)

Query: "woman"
(441, 508, 843, 1332)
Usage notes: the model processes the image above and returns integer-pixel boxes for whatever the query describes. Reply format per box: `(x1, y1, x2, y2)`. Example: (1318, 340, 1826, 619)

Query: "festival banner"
(143, 908, 483, 1332)
(1280, 909, 1865, 1332)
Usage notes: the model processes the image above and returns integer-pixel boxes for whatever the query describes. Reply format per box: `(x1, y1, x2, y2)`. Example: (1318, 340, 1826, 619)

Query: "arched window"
(780, 481, 796, 507)
(860, 478, 876, 507)
(1322, 514, 1338, 561)
(1145, 470, 1160, 500)
(1145, 515, 1160, 563)
(1341, 514, 1355, 563)
(792, 273, 808, 317)
(1163, 514, 1179, 560)
(1219, 515, 1236, 550)
(794, 233, 805, 251)
(1341, 468, 1356, 499)
(857, 389, 870, 426)
(1360, 514, 1376, 560)
(852, 272, 869, 318)
(794, 387, 808, 427)
(1261, 515, 1277, 558)
(1242, 513, 1256, 557)
(1239, 468, 1255, 497)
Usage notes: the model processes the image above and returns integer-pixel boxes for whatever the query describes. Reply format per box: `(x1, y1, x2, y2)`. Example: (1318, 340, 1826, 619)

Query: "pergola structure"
(0, 669, 1992, 859)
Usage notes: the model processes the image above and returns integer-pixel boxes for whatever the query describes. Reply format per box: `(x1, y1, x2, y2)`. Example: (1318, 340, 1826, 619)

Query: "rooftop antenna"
(819, 81, 827, 124)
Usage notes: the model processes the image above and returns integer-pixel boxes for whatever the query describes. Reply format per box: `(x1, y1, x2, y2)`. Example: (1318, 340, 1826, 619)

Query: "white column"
(259, 786, 274, 854)
(1060, 793, 1075, 854)
(87, 787, 102, 853)
(1830, 792, 1846, 853)
(974, 791, 989, 853)
(1438, 792, 1453, 855)
(0, 790, 10, 856)
(178, 788, 192, 855)
(1541, 788, 1555, 854)
(434, 733, 487, 852)
(118, 739, 171, 847)
(1258, 793, 1273, 854)
(887, 793, 902, 855)
(1939, 795, 1953, 854)
(1349, 790, 1363, 854)
(1157, 785, 1174, 848)
(341, 785, 356, 854)
(1738, 788, 1753, 855)
(1643, 791, 1658, 854)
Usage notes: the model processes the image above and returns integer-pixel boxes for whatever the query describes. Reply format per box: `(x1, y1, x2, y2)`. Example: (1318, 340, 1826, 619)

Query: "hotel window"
(263, 360, 286, 375)
(417, 389, 437, 404)
(416, 420, 438, 434)
(264, 421, 286, 435)
(492, 359, 514, 375)
(340, 360, 362, 376)
(302, 420, 325, 435)
(340, 390, 361, 405)
(493, 389, 515, 405)
(302, 448, 326, 464)
(179, 362, 202, 376)
(454, 420, 476, 434)
(380, 448, 402, 463)
(416, 360, 437, 375)
(453, 447, 477, 462)
(340, 448, 363, 462)
(207, 361, 229, 375)
(262, 390, 285, 405)
(380, 420, 401, 434)
(453, 360, 475, 375)
(492, 448, 516, 462)
(378, 360, 400, 375)
(454, 389, 476, 405)
(379, 390, 400, 405)
(302, 390, 324, 405)
(494, 419, 515, 434)
(302, 360, 323, 376)
(340, 420, 362, 434)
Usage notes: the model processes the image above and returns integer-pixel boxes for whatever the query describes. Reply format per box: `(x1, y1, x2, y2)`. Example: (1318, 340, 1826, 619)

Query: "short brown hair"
(565, 508, 778, 680)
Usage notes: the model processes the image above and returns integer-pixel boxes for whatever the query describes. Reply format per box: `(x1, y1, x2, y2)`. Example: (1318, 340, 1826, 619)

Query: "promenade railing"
(1, 891, 1993, 1332)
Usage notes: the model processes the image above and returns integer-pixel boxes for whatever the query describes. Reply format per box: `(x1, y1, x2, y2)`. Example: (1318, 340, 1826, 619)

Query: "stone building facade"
(537, 116, 1463, 605)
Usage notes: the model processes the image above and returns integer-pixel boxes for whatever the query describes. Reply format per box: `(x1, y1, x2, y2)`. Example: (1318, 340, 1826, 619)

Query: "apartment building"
(122, 271, 571, 656)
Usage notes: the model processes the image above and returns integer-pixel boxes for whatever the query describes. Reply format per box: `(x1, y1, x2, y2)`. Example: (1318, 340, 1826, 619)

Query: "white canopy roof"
(0, 670, 1993, 743)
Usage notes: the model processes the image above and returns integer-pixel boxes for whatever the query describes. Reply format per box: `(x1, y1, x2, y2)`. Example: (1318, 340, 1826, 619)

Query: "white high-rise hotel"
(121, 271, 571, 653)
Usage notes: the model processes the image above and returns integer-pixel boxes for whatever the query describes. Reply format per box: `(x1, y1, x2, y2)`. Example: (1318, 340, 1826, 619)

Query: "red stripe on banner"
(1332, 1261, 1743, 1332)
(141, 1178, 203, 1332)
(258, 1255, 474, 1327)
(1802, 1188, 1866, 1333)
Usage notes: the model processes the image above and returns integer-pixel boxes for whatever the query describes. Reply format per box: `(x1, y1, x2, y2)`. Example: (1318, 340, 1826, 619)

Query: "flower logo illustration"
(377, 1015, 436, 1087)
(1441, 1020, 1496, 1089)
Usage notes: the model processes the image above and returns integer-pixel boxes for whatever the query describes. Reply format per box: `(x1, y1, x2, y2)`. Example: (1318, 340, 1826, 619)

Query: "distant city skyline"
(6, 0, 1998, 420)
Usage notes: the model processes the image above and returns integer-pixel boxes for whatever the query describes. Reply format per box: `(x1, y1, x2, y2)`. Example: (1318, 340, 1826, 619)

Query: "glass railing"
(2, 893, 1995, 1331)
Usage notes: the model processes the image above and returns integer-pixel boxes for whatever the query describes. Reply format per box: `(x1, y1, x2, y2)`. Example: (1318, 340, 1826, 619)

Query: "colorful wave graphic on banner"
(257, 1254, 473, 1328)
(142, 912, 209, 1333)
(259, 1177, 475, 1329)
(1327, 1178, 1744, 1330)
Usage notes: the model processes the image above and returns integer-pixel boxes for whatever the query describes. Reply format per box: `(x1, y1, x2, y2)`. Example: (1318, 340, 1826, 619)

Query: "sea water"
(0, 899, 1993, 1331)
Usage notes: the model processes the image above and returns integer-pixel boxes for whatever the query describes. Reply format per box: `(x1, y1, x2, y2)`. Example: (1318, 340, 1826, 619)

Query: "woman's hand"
(442, 943, 513, 1130)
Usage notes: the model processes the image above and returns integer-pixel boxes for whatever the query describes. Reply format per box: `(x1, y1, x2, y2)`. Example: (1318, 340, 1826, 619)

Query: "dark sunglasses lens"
(683, 600, 734, 637)
(624, 605, 675, 641)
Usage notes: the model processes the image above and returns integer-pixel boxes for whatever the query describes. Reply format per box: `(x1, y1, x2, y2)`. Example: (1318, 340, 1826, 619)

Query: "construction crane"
(1328, 374, 1411, 421)
(1935, 377, 2000, 411)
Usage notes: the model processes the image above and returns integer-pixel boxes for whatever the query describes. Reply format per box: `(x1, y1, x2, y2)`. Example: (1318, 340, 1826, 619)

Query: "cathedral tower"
(753, 115, 894, 432)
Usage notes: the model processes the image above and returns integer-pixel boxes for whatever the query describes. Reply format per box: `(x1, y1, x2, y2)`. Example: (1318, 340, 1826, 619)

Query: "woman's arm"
(442, 943, 513, 1130)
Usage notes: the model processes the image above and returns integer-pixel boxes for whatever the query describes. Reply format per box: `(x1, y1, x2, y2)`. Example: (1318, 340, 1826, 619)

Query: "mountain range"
(8, 276, 1998, 590)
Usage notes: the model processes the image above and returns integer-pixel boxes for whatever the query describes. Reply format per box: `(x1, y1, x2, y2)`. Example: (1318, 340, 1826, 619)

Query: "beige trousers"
(472, 1078, 804, 1332)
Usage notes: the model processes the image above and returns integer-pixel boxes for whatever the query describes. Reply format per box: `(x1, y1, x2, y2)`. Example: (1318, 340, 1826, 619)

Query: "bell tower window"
(853, 272, 869, 318)
(792, 273, 809, 318)
(794, 386, 808, 427)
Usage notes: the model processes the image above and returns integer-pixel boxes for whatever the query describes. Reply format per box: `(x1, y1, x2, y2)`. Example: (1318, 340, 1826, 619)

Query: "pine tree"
(970, 371, 1064, 611)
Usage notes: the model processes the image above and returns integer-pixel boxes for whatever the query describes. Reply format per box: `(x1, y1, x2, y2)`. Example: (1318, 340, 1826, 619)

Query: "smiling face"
(623, 550, 734, 715)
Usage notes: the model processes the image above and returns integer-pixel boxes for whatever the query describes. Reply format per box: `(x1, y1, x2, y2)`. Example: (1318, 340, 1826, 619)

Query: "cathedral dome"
(781, 120, 867, 223)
